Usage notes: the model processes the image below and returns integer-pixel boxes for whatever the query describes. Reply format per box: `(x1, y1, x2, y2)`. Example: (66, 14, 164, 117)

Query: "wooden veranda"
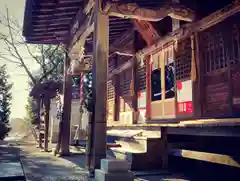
(23, 0, 240, 173)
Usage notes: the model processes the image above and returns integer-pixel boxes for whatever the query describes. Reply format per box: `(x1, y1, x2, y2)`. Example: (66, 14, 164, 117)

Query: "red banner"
(177, 101, 193, 114)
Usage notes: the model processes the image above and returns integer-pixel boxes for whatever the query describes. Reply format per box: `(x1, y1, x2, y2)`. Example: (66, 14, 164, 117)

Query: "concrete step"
(109, 137, 166, 170)
(95, 169, 134, 181)
(115, 137, 147, 153)
(101, 159, 130, 172)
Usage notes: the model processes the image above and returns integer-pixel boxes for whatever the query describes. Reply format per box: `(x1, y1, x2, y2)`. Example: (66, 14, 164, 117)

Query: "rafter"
(133, 19, 160, 45)
(103, 2, 196, 22)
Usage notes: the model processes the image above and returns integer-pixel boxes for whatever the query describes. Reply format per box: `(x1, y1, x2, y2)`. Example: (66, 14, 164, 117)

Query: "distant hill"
(9, 118, 32, 139)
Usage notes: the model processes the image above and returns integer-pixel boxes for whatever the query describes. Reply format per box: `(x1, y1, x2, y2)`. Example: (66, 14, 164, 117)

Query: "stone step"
(95, 169, 134, 181)
(101, 159, 130, 172)
(110, 138, 166, 170)
(115, 137, 147, 153)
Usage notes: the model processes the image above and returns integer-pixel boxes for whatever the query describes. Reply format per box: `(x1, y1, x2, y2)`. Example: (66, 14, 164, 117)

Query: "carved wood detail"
(103, 2, 195, 22)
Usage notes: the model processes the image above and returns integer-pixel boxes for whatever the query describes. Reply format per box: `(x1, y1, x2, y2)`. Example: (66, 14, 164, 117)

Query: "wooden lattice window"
(107, 80, 115, 101)
(137, 59, 146, 92)
(175, 38, 192, 80)
(199, 12, 240, 74)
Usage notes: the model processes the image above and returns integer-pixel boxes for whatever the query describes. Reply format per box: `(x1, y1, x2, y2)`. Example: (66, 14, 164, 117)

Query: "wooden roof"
(23, 0, 84, 44)
(23, 0, 168, 47)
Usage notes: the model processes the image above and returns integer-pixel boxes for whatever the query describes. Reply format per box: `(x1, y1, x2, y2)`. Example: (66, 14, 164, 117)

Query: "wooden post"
(194, 33, 202, 118)
(160, 127, 168, 169)
(114, 57, 120, 122)
(61, 53, 72, 156)
(132, 31, 140, 124)
(91, 0, 109, 169)
(145, 56, 152, 121)
(43, 98, 50, 152)
(131, 57, 138, 124)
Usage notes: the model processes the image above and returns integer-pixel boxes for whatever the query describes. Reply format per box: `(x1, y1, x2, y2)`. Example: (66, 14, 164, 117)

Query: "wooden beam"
(107, 124, 240, 137)
(31, 27, 68, 32)
(30, 31, 67, 36)
(108, 58, 134, 78)
(137, 2, 240, 57)
(69, 22, 94, 57)
(103, 2, 196, 22)
(169, 148, 240, 167)
(84, 0, 94, 14)
(32, 6, 79, 12)
(133, 20, 160, 45)
(110, 28, 135, 54)
(35, 17, 73, 22)
(68, 0, 96, 56)
(69, 0, 95, 39)
(39, 0, 83, 5)
(32, 23, 69, 28)
(26, 39, 62, 45)
(32, 12, 76, 18)
(90, 0, 109, 169)
(167, 127, 240, 137)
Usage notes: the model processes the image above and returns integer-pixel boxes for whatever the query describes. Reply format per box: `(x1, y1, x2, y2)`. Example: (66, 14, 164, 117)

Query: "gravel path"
(17, 142, 90, 181)
(16, 141, 192, 181)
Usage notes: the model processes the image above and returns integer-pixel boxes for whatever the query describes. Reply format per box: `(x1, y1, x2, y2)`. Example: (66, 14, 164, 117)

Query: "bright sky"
(0, 0, 38, 118)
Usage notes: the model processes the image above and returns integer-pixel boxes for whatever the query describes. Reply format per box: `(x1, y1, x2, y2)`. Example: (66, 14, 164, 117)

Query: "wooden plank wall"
(199, 12, 240, 118)
(119, 56, 133, 113)
(107, 58, 116, 125)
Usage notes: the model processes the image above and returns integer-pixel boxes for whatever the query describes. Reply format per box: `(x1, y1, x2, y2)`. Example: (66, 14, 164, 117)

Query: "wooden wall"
(106, 9, 240, 124)
(199, 12, 240, 118)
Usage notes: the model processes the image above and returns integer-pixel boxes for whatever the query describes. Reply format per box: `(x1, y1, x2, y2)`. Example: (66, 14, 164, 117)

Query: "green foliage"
(32, 45, 65, 85)
(25, 45, 65, 126)
(25, 96, 38, 125)
(0, 65, 12, 140)
(83, 72, 93, 112)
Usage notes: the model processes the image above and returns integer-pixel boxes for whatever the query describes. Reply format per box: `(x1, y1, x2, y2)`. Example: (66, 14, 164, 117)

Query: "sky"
(0, 0, 38, 118)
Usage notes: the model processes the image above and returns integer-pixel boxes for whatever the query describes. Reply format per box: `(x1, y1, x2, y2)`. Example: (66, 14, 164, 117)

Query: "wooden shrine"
(23, 0, 240, 172)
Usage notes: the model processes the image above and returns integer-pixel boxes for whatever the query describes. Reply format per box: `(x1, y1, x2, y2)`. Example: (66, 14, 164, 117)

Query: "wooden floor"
(108, 118, 240, 128)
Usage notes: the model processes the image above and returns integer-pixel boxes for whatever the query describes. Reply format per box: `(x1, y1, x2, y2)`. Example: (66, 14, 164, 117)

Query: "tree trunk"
(35, 98, 42, 148)
(61, 53, 72, 156)
(54, 117, 63, 156)
(54, 94, 63, 156)
(43, 98, 50, 152)
(36, 98, 41, 126)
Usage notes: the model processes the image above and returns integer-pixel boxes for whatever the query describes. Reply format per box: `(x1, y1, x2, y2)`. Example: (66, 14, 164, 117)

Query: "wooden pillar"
(131, 57, 138, 124)
(91, 0, 109, 169)
(61, 53, 72, 155)
(114, 57, 120, 122)
(43, 97, 50, 152)
(160, 127, 168, 169)
(146, 56, 152, 120)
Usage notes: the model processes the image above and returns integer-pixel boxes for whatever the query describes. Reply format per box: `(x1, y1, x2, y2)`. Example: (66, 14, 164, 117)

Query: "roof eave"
(22, 0, 33, 38)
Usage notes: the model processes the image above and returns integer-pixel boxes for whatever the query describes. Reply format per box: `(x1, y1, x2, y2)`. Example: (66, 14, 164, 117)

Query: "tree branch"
(39, 58, 63, 82)
(5, 7, 36, 85)
(0, 53, 21, 65)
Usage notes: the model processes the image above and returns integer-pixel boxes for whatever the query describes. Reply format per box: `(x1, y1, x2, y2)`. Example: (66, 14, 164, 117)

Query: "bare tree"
(0, 7, 64, 86)
(0, 7, 66, 151)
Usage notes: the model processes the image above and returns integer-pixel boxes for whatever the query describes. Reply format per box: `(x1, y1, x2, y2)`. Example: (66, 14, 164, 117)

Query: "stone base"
(101, 159, 130, 172)
(95, 169, 134, 181)
(95, 159, 134, 181)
